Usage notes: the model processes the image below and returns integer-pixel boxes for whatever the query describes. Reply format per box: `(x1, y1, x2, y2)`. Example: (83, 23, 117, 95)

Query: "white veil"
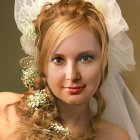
(89, 1, 140, 139)
(14, 0, 140, 139)
(99, 32, 140, 140)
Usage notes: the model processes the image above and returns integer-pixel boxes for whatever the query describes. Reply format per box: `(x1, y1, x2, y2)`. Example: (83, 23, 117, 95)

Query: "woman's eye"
(80, 55, 93, 63)
(52, 57, 64, 65)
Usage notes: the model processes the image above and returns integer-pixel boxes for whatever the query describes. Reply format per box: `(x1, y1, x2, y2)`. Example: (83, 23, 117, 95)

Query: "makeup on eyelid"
(50, 50, 99, 64)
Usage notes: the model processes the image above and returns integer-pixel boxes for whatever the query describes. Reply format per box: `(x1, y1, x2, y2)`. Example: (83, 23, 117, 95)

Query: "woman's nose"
(65, 63, 81, 81)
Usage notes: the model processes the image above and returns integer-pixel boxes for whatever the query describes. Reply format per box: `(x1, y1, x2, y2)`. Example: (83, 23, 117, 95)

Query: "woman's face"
(44, 29, 102, 105)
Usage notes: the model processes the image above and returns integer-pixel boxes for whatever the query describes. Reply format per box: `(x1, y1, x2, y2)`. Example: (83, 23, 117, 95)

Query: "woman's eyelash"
(52, 57, 64, 64)
(51, 54, 95, 64)
(79, 55, 94, 62)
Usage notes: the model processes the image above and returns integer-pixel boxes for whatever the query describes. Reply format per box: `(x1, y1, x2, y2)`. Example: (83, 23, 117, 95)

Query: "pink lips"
(64, 85, 85, 94)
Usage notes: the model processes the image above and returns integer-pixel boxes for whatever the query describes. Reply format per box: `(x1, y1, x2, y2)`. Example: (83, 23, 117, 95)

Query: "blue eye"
(52, 57, 64, 65)
(80, 55, 93, 63)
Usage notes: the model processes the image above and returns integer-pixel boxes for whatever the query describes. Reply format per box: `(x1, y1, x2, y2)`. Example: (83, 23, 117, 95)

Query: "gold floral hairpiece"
(20, 56, 39, 88)
(27, 89, 48, 111)
(27, 89, 70, 136)
(44, 123, 70, 137)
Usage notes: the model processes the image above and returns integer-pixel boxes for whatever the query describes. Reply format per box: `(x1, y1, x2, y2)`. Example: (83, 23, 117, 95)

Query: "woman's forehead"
(54, 29, 101, 54)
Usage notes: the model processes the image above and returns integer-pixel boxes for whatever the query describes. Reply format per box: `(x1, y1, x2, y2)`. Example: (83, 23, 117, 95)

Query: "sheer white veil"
(14, 0, 140, 139)
(99, 32, 140, 140)
(89, 1, 140, 140)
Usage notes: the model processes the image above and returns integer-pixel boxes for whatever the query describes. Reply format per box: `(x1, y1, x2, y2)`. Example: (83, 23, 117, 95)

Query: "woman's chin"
(62, 96, 89, 105)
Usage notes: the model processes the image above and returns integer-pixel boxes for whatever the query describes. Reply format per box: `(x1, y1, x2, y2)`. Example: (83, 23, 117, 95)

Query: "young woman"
(0, 0, 140, 139)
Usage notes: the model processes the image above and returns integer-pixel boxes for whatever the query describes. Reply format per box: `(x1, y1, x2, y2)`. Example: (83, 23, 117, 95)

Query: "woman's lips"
(64, 85, 85, 94)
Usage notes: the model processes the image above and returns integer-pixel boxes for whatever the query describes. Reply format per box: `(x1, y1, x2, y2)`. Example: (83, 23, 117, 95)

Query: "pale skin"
(0, 29, 130, 140)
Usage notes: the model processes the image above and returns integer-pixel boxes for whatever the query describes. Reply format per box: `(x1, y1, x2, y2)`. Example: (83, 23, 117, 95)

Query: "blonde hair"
(10, 0, 109, 139)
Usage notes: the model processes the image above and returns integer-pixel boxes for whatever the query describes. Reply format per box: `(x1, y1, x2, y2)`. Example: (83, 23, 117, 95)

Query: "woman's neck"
(56, 99, 93, 135)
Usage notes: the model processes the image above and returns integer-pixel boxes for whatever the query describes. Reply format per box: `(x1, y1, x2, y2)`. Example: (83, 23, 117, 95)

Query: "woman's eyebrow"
(77, 50, 98, 56)
(51, 49, 99, 59)
(51, 53, 64, 57)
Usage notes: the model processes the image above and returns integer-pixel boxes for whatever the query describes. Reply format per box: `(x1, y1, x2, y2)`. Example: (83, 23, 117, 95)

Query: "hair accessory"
(27, 89, 49, 111)
(28, 89, 70, 136)
(14, 0, 128, 56)
(43, 123, 70, 136)
(91, 0, 109, 16)
(20, 56, 39, 88)
(20, 21, 36, 56)
(20, 56, 35, 68)
(15, 0, 58, 56)
(21, 64, 39, 88)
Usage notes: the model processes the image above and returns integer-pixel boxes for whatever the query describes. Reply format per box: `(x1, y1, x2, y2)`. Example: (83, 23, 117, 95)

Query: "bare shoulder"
(96, 119, 130, 140)
(0, 92, 23, 140)
(0, 92, 23, 113)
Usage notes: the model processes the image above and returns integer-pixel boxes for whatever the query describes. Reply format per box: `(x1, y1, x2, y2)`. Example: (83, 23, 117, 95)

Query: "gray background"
(0, 0, 140, 103)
